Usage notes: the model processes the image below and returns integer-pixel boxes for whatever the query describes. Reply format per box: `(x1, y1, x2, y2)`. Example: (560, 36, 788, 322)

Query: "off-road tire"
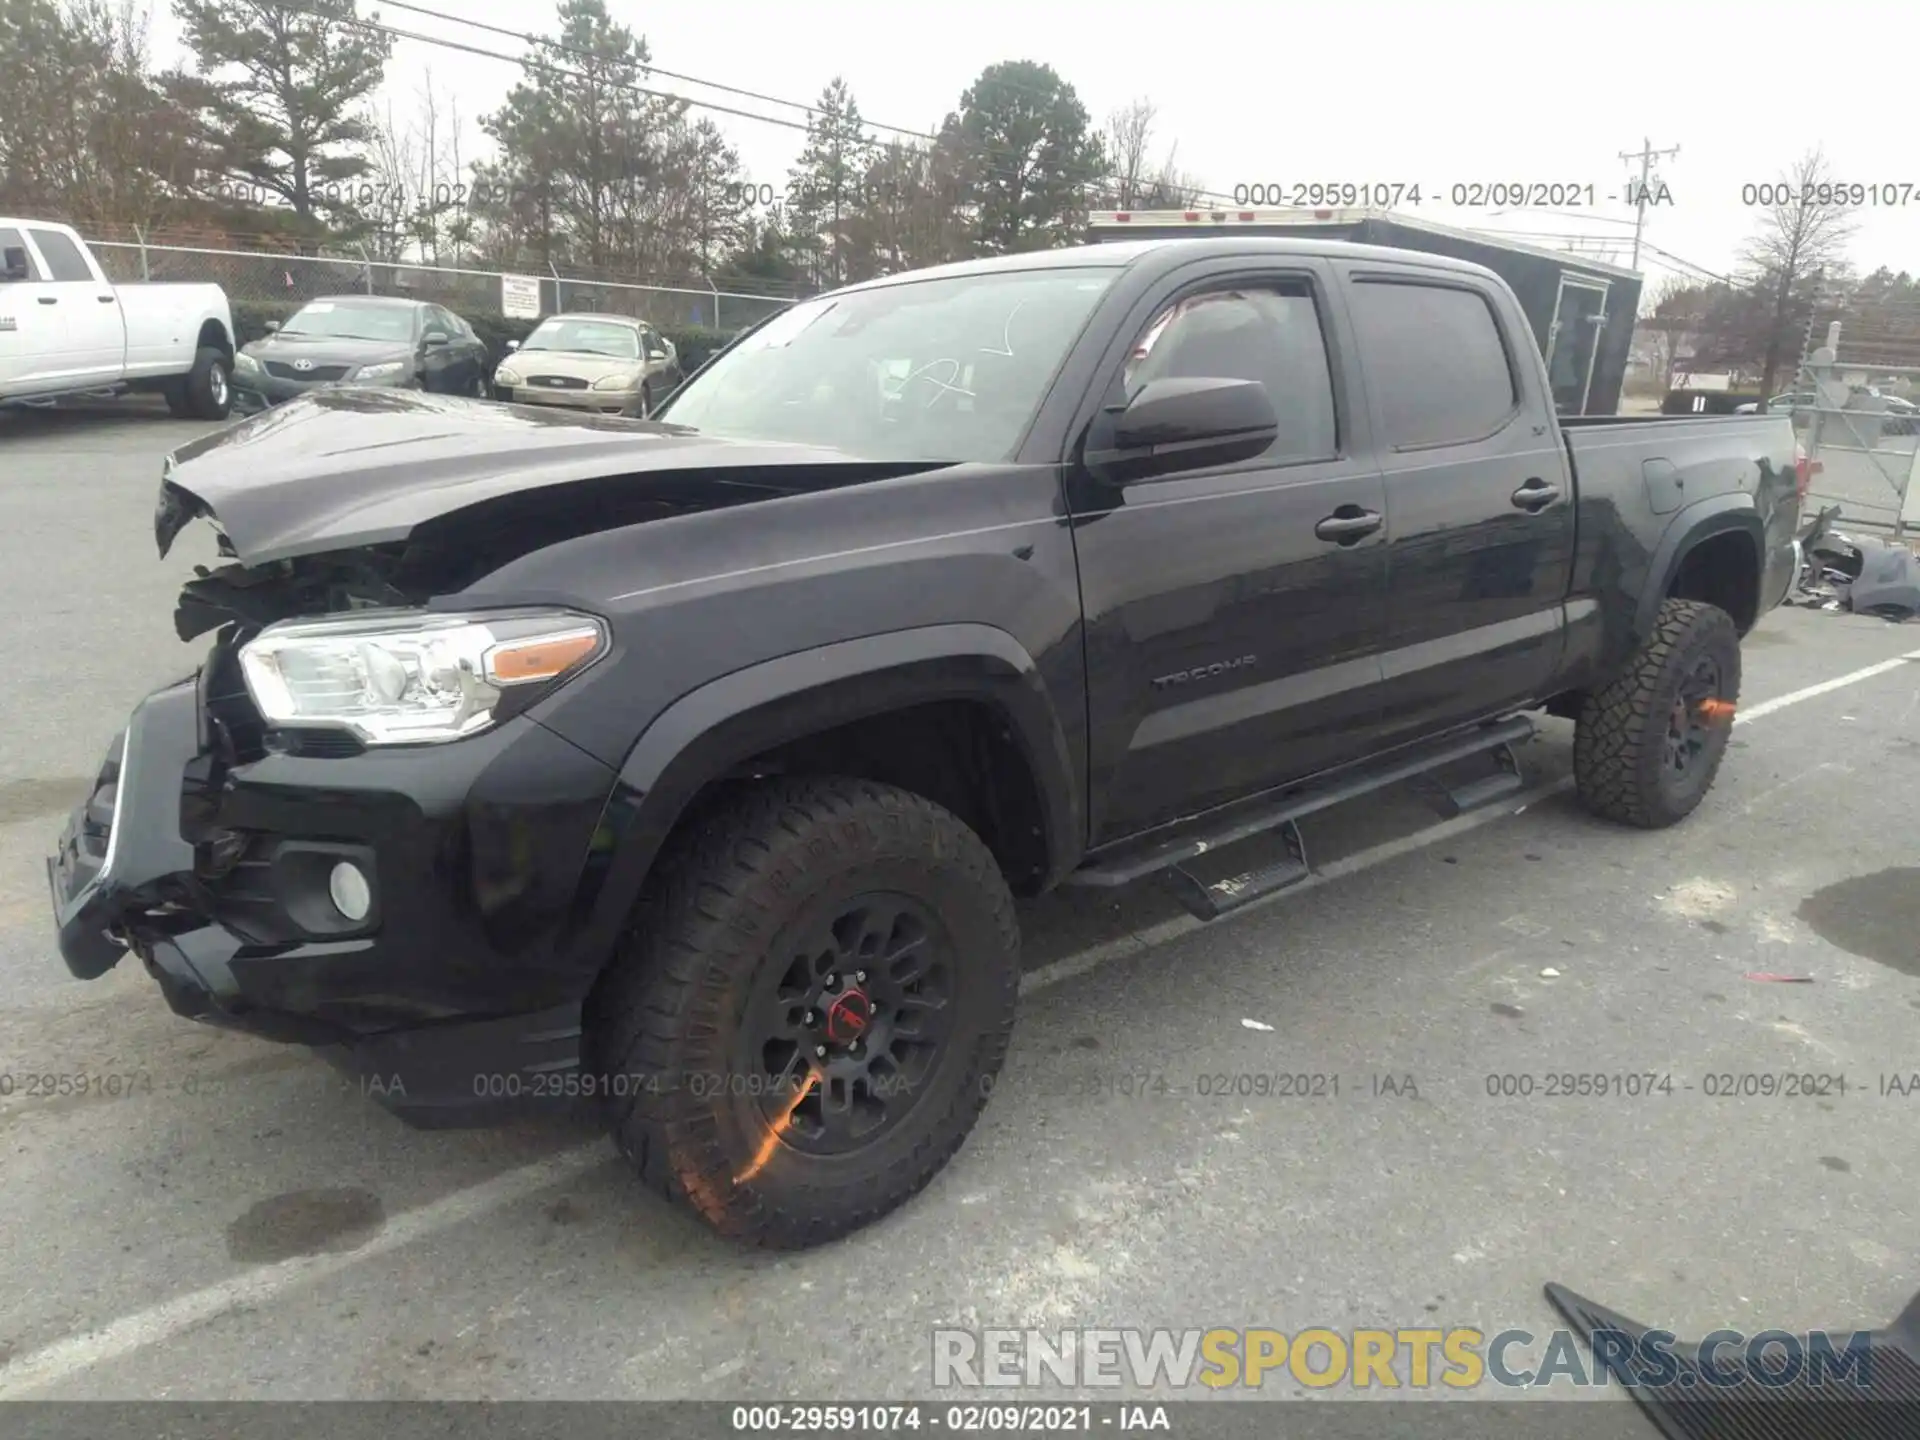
(585, 777, 1020, 1248)
(1574, 598, 1741, 829)
(166, 346, 232, 420)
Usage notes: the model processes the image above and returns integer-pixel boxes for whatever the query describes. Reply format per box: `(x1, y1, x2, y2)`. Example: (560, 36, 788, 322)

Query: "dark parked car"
(51, 238, 1801, 1249)
(231, 295, 489, 411)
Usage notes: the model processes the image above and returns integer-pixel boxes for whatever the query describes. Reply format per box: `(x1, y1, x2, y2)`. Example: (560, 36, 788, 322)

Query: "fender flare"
(558, 623, 1082, 977)
(1634, 493, 1767, 639)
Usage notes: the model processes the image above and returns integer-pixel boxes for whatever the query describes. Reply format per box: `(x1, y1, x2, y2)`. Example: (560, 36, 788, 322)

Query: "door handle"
(1511, 478, 1560, 510)
(97, 294, 116, 303)
(37, 296, 57, 305)
(1314, 508, 1383, 543)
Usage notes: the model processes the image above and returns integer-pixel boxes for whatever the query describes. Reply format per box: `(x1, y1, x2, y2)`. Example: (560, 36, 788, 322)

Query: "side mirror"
(423, 329, 450, 347)
(648, 347, 667, 361)
(264, 319, 281, 333)
(504, 338, 520, 352)
(1086, 377, 1279, 482)
(1, 246, 31, 282)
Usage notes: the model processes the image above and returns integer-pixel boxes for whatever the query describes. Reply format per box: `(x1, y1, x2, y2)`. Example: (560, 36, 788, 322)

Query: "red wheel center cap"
(825, 989, 874, 1043)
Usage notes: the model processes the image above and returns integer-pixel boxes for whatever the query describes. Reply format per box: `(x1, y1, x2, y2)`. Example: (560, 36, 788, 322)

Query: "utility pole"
(1619, 137, 1680, 270)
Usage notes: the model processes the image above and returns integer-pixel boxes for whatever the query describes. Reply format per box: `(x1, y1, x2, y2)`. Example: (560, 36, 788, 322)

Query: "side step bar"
(1064, 716, 1535, 921)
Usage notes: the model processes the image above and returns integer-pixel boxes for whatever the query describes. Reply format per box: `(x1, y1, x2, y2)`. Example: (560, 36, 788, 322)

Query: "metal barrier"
(1795, 358, 1920, 538)
(86, 239, 802, 333)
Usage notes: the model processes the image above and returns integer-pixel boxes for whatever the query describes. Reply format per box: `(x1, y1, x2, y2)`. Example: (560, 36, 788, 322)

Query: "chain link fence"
(87, 238, 801, 335)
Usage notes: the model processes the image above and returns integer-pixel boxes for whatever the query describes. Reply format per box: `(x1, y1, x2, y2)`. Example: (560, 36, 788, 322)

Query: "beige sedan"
(491, 313, 680, 417)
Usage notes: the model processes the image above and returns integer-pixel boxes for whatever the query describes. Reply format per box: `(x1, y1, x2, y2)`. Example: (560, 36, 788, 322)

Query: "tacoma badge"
(1150, 655, 1256, 690)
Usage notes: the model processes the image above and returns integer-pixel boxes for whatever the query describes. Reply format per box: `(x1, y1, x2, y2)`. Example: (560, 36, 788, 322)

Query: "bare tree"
(1741, 149, 1857, 398)
(1635, 275, 1702, 391)
(1147, 145, 1204, 209)
(1104, 98, 1157, 209)
(360, 96, 416, 262)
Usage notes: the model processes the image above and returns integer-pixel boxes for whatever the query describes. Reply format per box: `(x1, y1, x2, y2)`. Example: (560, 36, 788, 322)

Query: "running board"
(1065, 716, 1536, 920)
(1164, 818, 1310, 921)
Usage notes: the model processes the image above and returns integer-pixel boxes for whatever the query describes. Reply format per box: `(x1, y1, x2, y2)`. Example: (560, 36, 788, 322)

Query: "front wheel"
(585, 777, 1020, 1248)
(1574, 598, 1742, 828)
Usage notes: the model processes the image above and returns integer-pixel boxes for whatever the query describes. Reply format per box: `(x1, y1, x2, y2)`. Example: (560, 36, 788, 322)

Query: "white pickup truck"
(0, 219, 236, 419)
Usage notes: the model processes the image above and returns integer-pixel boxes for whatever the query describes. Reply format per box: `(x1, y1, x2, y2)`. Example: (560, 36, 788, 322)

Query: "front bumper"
(47, 668, 622, 1123)
(496, 383, 638, 415)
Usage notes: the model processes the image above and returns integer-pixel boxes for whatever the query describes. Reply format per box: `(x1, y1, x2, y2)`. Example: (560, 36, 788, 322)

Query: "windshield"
(656, 267, 1115, 462)
(279, 300, 417, 343)
(521, 319, 642, 359)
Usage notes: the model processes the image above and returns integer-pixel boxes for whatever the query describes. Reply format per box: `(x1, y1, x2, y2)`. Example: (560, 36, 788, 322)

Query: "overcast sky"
(141, 0, 1920, 292)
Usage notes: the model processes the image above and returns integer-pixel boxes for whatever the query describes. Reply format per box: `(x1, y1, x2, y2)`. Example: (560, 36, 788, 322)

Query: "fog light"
(328, 861, 372, 922)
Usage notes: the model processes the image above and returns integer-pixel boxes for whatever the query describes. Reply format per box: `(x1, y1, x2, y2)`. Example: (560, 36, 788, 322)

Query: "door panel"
(1341, 267, 1575, 743)
(1067, 263, 1393, 844)
(0, 226, 62, 390)
(26, 228, 121, 380)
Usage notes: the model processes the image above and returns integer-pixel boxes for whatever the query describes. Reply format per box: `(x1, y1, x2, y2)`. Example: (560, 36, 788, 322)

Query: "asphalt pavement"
(1, 403, 1916, 1413)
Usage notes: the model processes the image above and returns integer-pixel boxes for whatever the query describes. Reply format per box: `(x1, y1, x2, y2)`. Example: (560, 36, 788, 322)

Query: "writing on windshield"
(523, 321, 641, 358)
(281, 300, 415, 342)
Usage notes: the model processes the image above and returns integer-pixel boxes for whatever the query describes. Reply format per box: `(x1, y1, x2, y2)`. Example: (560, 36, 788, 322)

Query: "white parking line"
(0, 1146, 607, 1398)
(3, 645, 1916, 1396)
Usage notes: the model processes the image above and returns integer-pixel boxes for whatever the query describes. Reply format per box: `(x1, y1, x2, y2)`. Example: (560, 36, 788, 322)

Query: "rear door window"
(26, 228, 94, 282)
(1347, 279, 1518, 448)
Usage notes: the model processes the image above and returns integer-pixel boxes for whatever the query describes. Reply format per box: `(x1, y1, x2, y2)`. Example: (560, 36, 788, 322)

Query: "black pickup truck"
(49, 237, 1802, 1248)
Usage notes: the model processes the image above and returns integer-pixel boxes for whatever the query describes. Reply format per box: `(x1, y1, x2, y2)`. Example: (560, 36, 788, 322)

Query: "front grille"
(527, 374, 589, 390)
(265, 361, 350, 381)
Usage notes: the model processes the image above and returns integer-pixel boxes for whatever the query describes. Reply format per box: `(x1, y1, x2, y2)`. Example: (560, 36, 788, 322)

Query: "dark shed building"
(1087, 208, 1643, 417)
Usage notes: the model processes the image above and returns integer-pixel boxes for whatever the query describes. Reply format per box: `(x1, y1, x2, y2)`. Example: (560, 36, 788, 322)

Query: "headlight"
(591, 371, 641, 391)
(234, 351, 261, 372)
(238, 609, 607, 745)
(353, 360, 411, 382)
(494, 365, 521, 386)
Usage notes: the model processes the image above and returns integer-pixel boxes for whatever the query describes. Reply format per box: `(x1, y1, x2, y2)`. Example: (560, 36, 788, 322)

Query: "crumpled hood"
(156, 388, 938, 566)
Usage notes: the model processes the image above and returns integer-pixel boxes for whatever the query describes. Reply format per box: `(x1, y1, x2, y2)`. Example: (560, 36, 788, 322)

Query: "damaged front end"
(47, 677, 208, 980)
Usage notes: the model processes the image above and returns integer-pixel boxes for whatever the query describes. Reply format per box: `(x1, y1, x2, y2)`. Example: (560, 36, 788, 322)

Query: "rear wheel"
(1574, 598, 1741, 828)
(585, 777, 1019, 1248)
(165, 346, 232, 420)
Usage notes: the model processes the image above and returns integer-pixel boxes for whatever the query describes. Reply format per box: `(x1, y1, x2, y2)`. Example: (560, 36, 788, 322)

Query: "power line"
(259, 0, 1243, 212)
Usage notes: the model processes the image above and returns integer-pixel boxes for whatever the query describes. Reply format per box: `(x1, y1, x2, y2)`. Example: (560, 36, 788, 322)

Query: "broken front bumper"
(48, 677, 201, 981)
(46, 668, 623, 1124)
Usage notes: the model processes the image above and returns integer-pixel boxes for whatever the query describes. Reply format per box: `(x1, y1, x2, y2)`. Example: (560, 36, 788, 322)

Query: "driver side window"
(1123, 281, 1338, 465)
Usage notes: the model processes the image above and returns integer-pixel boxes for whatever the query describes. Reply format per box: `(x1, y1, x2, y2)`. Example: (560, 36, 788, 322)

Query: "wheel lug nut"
(855, 970, 867, 982)
(824, 973, 839, 990)
(814, 1044, 827, 1058)
(804, 1010, 820, 1027)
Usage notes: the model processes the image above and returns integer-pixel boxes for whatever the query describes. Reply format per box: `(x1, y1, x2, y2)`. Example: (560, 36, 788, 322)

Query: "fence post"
(359, 244, 374, 295)
(134, 226, 150, 281)
(706, 277, 721, 332)
(549, 261, 563, 315)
